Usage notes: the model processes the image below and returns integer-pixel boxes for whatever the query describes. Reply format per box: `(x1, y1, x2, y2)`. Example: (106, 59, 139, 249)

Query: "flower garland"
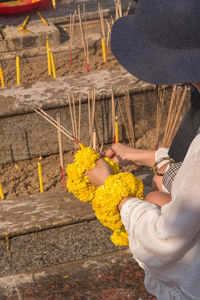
(66, 147, 119, 203)
(92, 173, 144, 246)
(66, 146, 144, 246)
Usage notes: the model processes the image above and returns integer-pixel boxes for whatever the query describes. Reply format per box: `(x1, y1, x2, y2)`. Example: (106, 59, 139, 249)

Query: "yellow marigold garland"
(66, 146, 144, 246)
(66, 147, 119, 203)
(92, 172, 144, 246)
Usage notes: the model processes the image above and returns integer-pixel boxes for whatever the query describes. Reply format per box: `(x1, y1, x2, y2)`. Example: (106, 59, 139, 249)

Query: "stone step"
(0, 171, 153, 278)
(0, 67, 163, 165)
(0, 249, 155, 299)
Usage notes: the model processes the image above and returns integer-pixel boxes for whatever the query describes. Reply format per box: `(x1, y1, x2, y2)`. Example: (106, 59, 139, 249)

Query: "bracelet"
(153, 157, 175, 176)
(92, 172, 144, 246)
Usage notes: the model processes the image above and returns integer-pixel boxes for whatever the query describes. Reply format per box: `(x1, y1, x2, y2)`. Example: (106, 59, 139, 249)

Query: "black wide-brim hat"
(111, 0, 200, 85)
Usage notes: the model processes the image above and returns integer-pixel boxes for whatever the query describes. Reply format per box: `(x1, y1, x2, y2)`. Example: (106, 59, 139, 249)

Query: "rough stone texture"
(0, 249, 156, 300)
(1, 22, 60, 52)
(0, 68, 160, 164)
(0, 171, 153, 277)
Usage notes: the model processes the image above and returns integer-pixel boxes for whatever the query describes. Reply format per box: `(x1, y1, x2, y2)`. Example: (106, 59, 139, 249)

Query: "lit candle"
(38, 157, 44, 193)
(50, 52, 56, 79)
(52, 0, 56, 9)
(46, 36, 51, 75)
(101, 38, 107, 64)
(0, 183, 4, 200)
(115, 116, 119, 143)
(0, 67, 5, 88)
(16, 55, 20, 85)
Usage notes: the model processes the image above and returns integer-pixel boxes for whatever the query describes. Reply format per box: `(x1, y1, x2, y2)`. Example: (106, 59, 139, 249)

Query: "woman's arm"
(120, 134, 200, 268)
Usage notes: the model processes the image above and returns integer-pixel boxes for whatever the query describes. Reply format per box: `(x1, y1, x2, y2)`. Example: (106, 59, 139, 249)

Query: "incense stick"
(57, 113, 66, 189)
(70, 11, 76, 66)
(78, 95, 82, 141)
(125, 2, 131, 16)
(88, 89, 91, 136)
(68, 93, 77, 148)
(111, 88, 116, 142)
(72, 93, 78, 140)
(34, 106, 81, 146)
(118, 100, 131, 144)
(124, 90, 135, 147)
(78, 5, 89, 72)
(83, 4, 90, 67)
(92, 129, 97, 150)
(57, 114, 64, 169)
(90, 89, 96, 146)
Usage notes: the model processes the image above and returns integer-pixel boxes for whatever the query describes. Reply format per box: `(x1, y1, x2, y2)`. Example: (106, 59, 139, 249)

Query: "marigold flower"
(66, 146, 144, 246)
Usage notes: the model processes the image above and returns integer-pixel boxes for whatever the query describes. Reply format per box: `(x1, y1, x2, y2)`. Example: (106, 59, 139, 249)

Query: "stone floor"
(0, 249, 156, 300)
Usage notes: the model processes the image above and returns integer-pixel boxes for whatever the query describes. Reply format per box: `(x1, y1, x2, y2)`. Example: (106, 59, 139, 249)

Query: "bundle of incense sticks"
(162, 85, 188, 148)
(33, 106, 81, 146)
(68, 93, 81, 149)
(155, 86, 165, 149)
(69, 11, 76, 66)
(78, 5, 89, 72)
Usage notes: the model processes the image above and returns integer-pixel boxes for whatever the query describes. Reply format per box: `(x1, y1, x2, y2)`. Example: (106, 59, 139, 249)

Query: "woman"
(86, 1, 200, 299)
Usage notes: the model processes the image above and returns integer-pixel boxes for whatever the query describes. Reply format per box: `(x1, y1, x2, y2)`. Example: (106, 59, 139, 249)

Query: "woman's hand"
(103, 143, 137, 166)
(102, 143, 156, 168)
(85, 158, 113, 187)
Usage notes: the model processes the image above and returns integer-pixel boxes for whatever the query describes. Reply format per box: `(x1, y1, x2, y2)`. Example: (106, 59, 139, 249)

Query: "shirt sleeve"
(121, 134, 200, 269)
(155, 147, 169, 167)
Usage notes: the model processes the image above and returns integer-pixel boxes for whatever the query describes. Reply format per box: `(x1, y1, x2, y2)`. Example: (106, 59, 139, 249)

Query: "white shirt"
(121, 134, 200, 300)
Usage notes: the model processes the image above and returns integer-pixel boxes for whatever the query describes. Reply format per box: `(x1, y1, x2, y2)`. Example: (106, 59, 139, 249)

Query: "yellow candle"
(115, 116, 119, 143)
(20, 15, 30, 30)
(46, 37, 51, 75)
(37, 12, 49, 26)
(101, 38, 107, 64)
(52, 0, 56, 9)
(38, 160, 44, 193)
(16, 55, 20, 85)
(0, 183, 4, 200)
(50, 52, 56, 79)
(0, 67, 5, 88)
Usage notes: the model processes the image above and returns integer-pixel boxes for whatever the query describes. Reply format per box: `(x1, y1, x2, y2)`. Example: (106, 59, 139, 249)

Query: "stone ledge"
(0, 68, 155, 117)
(1, 23, 60, 52)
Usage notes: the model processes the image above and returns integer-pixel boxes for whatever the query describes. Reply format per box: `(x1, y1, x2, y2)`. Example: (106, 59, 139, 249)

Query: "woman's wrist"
(127, 149, 156, 168)
(118, 197, 132, 211)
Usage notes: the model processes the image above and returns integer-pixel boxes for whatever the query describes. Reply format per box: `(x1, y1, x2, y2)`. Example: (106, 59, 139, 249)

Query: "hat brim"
(111, 16, 200, 85)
